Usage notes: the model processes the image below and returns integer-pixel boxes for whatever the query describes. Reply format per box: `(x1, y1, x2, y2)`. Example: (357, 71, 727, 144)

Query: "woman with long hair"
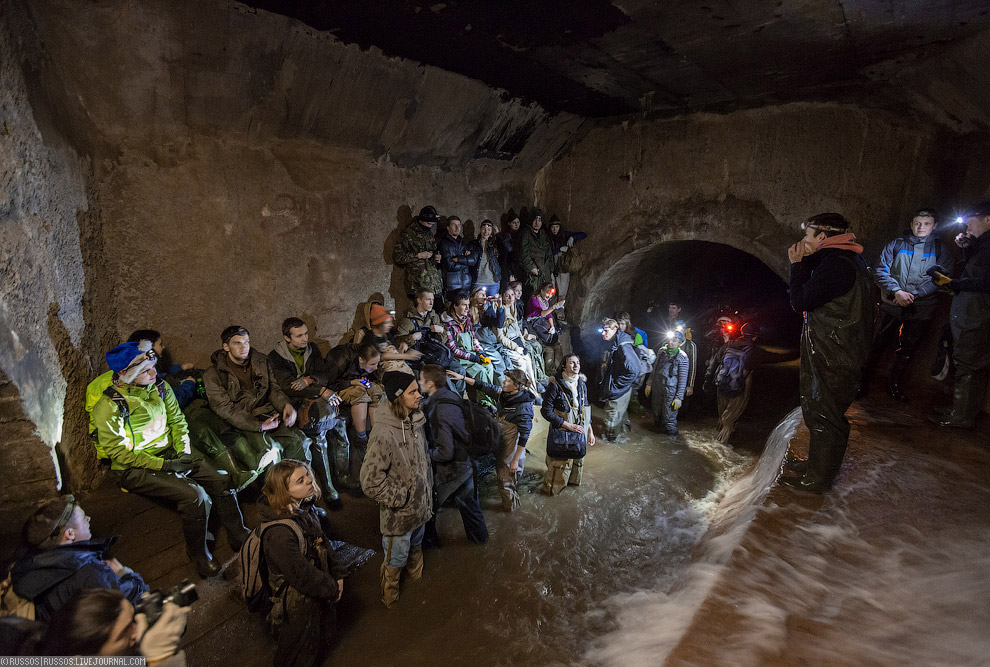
(259, 460, 346, 667)
(470, 219, 502, 297)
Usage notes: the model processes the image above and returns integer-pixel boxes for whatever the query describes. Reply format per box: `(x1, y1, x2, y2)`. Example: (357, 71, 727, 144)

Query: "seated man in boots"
(268, 317, 344, 506)
(11, 496, 149, 621)
(92, 342, 250, 577)
(203, 325, 311, 477)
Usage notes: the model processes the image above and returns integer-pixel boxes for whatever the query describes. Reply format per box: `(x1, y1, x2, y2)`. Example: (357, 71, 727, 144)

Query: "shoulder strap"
(102, 386, 131, 420)
(259, 519, 306, 554)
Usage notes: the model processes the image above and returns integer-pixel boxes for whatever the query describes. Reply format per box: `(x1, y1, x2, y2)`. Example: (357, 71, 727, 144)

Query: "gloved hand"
(644, 384, 652, 397)
(137, 601, 190, 661)
(161, 455, 194, 474)
(469, 354, 482, 364)
(931, 270, 952, 287)
(671, 398, 683, 410)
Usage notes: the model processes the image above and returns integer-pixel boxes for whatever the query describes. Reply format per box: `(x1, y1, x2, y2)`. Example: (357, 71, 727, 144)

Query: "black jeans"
(435, 473, 489, 545)
(865, 310, 932, 369)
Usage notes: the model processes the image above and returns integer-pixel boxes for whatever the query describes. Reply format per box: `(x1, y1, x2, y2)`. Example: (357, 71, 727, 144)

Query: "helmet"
(417, 205, 440, 223)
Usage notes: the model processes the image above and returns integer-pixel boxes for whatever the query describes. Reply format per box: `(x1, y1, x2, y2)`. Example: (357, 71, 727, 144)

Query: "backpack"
(634, 344, 656, 377)
(715, 346, 749, 397)
(432, 396, 502, 460)
(526, 316, 559, 346)
(239, 519, 305, 613)
(0, 566, 35, 620)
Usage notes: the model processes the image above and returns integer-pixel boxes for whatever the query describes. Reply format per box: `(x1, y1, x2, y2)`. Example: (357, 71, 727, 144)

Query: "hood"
(375, 401, 426, 445)
(211, 348, 265, 373)
(818, 232, 863, 254)
(12, 539, 115, 599)
(503, 388, 536, 407)
(256, 498, 320, 524)
(610, 330, 634, 349)
(271, 340, 294, 364)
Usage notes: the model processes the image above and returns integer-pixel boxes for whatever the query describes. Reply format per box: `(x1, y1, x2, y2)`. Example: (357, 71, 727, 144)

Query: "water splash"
(587, 407, 803, 666)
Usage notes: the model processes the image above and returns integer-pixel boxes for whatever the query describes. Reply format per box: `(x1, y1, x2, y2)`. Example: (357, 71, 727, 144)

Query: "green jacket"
(519, 227, 554, 291)
(92, 382, 191, 471)
(85, 371, 114, 441)
(392, 221, 443, 296)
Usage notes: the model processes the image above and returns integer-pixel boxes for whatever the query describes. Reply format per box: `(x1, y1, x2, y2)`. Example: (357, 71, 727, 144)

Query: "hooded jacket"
(268, 341, 331, 402)
(91, 381, 190, 471)
(599, 331, 640, 401)
(873, 233, 944, 319)
(519, 226, 554, 286)
(203, 349, 290, 432)
(439, 231, 479, 293)
(393, 221, 443, 296)
(11, 538, 148, 622)
(421, 387, 473, 492)
(495, 229, 517, 281)
(542, 372, 591, 459)
(475, 382, 535, 446)
(257, 501, 346, 602)
(360, 405, 434, 535)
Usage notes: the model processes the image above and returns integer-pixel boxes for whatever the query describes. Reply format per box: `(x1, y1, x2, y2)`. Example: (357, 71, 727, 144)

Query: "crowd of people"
(4, 202, 988, 665)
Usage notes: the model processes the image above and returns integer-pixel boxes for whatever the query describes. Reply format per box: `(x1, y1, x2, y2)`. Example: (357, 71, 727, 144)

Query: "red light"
(726, 324, 734, 330)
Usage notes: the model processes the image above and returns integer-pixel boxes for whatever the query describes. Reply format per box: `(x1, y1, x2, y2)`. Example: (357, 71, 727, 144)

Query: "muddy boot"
(405, 546, 424, 581)
(310, 432, 341, 506)
(213, 449, 257, 491)
(886, 355, 910, 402)
(380, 564, 402, 608)
(183, 517, 221, 578)
(214, 492, 251, 552)
(778, 473, 827, 494)
(783, 457, 809, 474)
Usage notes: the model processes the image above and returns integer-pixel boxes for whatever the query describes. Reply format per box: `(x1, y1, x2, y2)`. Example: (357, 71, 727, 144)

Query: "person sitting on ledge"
(93, 341, 250, 577)
(203, 325, 312, 478)
(10, 495, 149, 622)
(269, 317, 344, 507)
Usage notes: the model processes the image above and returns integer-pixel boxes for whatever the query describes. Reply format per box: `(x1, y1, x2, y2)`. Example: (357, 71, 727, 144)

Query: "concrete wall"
(534, 103, 947, 322)
(1, 0, 579, 498)
(0, 6, 92, 516)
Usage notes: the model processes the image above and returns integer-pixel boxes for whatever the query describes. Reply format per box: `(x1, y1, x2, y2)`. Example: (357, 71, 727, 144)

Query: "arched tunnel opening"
(583, 240, 801, 348)
(571, 239, 804, 451)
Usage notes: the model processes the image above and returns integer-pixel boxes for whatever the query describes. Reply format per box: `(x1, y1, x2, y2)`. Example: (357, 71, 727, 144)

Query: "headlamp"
(597, 327, 604, 334)
(956, 217, 965, 225)
(666, 331, 674, 339)
(800, 221, 847, 234)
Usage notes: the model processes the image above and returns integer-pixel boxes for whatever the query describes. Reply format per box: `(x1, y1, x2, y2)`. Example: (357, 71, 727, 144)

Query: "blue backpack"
(716, 346, 749, 397)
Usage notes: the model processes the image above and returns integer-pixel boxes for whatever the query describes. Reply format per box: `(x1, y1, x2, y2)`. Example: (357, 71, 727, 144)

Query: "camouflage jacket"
(520, 227, 554, 290)
(393, 222, 443, 296)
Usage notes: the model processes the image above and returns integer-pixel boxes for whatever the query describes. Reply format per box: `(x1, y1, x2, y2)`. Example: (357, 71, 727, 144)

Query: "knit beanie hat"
(370, 304, 392, 327)
(106, 340, 155, 384)
(383, 371, 416, 402)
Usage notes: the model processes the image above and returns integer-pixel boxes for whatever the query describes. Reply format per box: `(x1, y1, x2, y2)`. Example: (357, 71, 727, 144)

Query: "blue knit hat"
(106, 340, 155, 383)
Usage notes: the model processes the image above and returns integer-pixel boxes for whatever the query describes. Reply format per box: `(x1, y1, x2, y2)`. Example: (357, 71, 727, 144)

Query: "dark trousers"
(110, 460, 231, 523)
(864, 310, 931, 371)
(434, 474, 489, 544)
(801, 367, 859, 489)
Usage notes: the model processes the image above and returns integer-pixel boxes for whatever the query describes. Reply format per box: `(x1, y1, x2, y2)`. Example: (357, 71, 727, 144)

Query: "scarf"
(819, 232, 863, 254)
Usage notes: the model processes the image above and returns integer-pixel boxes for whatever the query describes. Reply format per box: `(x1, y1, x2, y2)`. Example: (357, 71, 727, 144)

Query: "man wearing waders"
(650, 330, 689, 436)
(780, 213, 872, 494)
(929, 203, 990, 429)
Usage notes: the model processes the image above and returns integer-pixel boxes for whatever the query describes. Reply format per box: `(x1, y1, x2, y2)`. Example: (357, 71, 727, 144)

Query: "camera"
(136, 580, 198, 626)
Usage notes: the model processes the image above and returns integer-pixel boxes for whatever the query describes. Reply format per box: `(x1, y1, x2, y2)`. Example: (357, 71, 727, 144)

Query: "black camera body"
(925, 264, 951, 279)
(136, 580, 198, 626)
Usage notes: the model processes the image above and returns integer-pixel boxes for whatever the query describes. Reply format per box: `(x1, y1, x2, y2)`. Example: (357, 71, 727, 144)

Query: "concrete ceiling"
(240, 0, 990, 118)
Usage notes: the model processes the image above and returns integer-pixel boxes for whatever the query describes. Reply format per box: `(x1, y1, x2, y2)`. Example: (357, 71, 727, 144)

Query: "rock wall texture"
(534, 103, 949, 322)
(0, 5, 91, 516)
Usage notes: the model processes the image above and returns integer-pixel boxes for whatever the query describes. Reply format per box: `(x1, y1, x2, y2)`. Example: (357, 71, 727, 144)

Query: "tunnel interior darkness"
(585, 240, 802, 348)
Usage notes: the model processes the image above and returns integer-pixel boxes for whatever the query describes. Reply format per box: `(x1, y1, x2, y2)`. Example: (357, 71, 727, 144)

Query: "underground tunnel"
(3, 0, 990, 665)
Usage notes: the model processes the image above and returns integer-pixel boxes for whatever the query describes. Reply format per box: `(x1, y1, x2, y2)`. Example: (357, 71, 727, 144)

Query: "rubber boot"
(405, 546, 424, 581)
(213, 449, 257, 491)
(183, 517, 221, 578)
(309, 432, 341, 504)
(929, 374, 978, 428)
(228, 437, 261, 474)
(886, 355, 910, 402)
(214, 492, 251, 552)
(380, 564, 402, 608)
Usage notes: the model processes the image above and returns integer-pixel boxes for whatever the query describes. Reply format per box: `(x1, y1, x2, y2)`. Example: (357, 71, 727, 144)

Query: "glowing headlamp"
(666, 331, 675, 339)
(956, 217, 965, 225)
(597, 327, 604, 334)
